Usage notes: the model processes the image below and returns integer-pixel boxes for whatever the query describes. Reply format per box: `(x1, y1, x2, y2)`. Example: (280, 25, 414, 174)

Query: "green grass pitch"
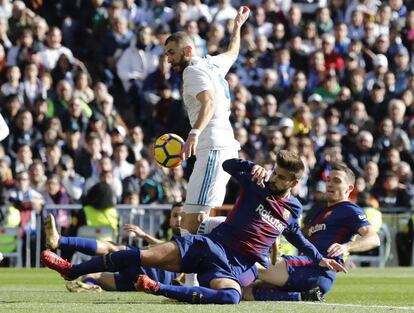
(1, 267, 414, 313)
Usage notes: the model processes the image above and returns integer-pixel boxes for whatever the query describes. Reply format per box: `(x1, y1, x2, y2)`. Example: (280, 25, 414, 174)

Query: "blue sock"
(252, 286, 301, 301)
(59, 236, 97, 255)
(156, 284, 240, 304)
(71, 249, 141, 279)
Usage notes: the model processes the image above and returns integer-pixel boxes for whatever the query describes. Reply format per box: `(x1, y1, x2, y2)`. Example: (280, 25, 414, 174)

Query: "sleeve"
(222, 158, 255, 186)
(0, 113, 9, 142)
(210, 55, 232, 77)
(183, 66, 214, 98)
(283, 219, 324, 263)
(347, 204, 370, 233)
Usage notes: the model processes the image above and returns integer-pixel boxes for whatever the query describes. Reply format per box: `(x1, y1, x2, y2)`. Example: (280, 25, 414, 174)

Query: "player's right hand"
(251, 165, 267, 188)
(181, 134, 198, 160)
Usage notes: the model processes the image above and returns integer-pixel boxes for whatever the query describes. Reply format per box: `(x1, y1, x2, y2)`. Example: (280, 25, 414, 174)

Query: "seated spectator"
(28, 159, 46, 194)
(112, 142, 134, 181)
(40, 26, 73, 71)
(122, 158, 164, 205)
(345, 130, 380, 177)
(13, 144, 33, 174)
(8, 170, 43, 265)
(56, 155, 84, 203)
(59, 96, 90, 134)
(0, 65, 24, 102)
(6, 110, 41, 160)
(43, 174, 70, 232)
(374, 171, 412, 210)
(72, 71, 94, 104)
(162, 166, 187, 203)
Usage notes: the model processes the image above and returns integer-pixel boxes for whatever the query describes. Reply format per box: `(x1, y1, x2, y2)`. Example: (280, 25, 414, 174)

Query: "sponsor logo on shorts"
(256, 204, 285, 232)
(308, 223, 326, 237)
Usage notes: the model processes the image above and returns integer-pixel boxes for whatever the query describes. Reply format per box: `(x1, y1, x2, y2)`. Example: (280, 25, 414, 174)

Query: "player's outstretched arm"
(220, 6, 250, 64)
(123, 224, 164, 245)
(327, 225, 380, 257)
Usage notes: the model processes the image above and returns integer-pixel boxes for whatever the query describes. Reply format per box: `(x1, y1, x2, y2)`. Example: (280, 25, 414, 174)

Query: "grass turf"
(1, 267, 414, 313)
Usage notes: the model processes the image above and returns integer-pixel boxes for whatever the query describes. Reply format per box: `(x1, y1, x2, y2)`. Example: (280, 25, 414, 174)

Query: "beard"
(268, 183, 290, 197)
(172, 52, 190, 74)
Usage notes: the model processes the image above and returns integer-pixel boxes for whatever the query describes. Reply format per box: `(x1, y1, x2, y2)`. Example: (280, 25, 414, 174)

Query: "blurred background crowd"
(0, 0, 413, 265)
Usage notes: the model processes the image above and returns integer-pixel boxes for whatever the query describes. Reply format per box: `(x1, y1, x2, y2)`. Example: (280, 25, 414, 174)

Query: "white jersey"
(182, 55, 240, 152)
(0, 113, 9, 142)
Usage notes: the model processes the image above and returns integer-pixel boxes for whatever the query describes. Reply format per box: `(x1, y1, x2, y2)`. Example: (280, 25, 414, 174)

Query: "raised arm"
(220, 6, 250, 65)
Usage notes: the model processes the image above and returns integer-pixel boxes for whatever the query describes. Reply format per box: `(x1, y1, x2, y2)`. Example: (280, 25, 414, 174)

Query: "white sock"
(184, 273, 199, 287)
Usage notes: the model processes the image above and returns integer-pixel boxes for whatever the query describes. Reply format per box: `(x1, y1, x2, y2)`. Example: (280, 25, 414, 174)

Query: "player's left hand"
(234, 6, 250, 29)
(318, 258, 347, 273)
(327, 243, 349, 258)
(123, 224, 147, 238)
(181, 134, 198, 160)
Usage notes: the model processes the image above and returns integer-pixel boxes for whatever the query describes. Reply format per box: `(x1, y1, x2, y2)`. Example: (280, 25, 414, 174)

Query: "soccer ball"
(154, 133, 184, 168)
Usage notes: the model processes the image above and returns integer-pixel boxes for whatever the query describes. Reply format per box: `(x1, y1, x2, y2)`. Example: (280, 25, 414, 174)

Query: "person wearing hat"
(365, 54, 388, 90)
(277, 117, 294, 141)
(362, 78, 388, 121)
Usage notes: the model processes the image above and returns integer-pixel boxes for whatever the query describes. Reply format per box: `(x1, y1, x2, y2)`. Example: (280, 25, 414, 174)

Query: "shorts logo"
(308, 223, 326, 237)
(256, 204, 285, 232)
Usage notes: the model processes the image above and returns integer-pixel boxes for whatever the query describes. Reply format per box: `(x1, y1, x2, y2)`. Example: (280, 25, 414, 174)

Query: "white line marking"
(280, 301, 414, 311)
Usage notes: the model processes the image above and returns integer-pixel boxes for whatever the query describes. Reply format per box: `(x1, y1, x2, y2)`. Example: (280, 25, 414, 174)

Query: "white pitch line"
(282, 301, 414, 311)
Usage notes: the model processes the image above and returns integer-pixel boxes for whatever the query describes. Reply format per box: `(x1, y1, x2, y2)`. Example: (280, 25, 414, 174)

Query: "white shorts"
(184, 149, 238, 213)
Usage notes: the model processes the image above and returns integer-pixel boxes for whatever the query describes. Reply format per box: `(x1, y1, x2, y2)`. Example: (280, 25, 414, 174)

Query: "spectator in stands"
(122, 158, 164, 205)
(43, 174, 70, 232)
(40, 26, 73, 71)
(56, 154, 84, 203)
(374, 171, 412, 210)
(1, 65, 23, 102)
(75, 132, 102, 180)
(72, 71, 94, 104)
(162, 166, 187, 203)
(28, 159, 46, 193)
(6, 110, 41, 160)
(112, 142, 134, 182)
(8, 170, 43, 265)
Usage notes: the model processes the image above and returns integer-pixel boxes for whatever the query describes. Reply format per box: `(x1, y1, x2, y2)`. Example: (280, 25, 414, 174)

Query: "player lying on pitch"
(44, 203, 183, 292)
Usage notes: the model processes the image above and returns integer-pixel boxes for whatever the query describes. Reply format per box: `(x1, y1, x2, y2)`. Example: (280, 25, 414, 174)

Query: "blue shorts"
(114, 246, 178, 291)
(174, 235, 256, 287)
(282, 255, 336, 294)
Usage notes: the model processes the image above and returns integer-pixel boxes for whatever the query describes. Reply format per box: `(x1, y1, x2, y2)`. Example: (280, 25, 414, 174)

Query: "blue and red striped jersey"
(307, 201, 370, 260)
(208, 158, 323, 267)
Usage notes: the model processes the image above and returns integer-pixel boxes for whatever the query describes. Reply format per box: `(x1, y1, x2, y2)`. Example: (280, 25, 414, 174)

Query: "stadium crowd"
(0, 0, 413, 266)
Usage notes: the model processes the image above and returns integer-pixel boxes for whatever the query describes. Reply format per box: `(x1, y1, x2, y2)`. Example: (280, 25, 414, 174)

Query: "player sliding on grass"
(243, 162, 380, 301)
(42, 151, 346, 304)
(45, 203, 183, 292)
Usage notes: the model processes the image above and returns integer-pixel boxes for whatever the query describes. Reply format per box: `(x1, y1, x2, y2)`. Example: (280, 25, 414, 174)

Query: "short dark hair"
(276, 150, 305, 180)
(165, 31, 194, 48)
(331, 161, 355, 185)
